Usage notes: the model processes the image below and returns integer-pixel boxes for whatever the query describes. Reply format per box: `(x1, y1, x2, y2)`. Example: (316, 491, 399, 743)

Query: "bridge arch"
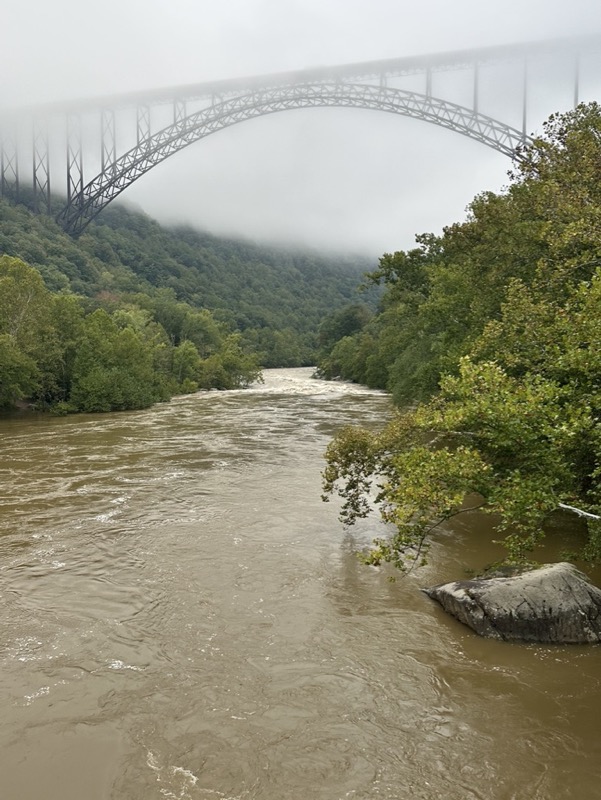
(58, 82, 528, 235)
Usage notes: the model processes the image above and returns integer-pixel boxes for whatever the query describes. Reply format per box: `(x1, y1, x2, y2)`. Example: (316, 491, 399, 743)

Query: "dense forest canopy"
(0, 193, 375, 412)
(321, 103, 601, 570)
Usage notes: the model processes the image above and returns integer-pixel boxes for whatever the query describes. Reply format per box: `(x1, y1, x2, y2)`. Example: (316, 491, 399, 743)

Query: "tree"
(0, 334, 38, 408)
(199, 333, 262, 390)
(69, 309, 168, 412)
(0, 256, 52, 350)
(172, 340, 202, 390)
(318, 304, 372, 351)
(323, 104, 601, 570)
(181, 309, 223, 357)
(0, 256, 56, 406)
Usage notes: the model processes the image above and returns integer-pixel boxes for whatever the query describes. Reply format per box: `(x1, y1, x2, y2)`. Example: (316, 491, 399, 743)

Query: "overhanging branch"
(558, 502, 601, 521)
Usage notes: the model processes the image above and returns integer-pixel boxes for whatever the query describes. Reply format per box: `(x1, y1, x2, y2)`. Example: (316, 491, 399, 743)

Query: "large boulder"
(424, 562, 601, 643)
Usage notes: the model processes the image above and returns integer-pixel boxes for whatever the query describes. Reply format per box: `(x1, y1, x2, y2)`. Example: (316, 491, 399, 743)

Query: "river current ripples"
(1, 368, 600, 800)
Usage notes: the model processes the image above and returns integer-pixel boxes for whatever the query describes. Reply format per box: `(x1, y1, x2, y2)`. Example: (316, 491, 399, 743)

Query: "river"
(1, 367, 600, 800)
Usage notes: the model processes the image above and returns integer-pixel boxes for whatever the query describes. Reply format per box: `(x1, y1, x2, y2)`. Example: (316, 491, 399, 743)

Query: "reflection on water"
(0, 368, 600, 799)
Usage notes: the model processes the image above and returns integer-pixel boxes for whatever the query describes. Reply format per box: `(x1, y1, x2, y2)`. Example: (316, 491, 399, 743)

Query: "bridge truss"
(1, 34, 600, 235)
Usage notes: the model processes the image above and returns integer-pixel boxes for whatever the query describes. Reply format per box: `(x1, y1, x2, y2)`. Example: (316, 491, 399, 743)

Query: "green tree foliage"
(171, 340, 202, 389)
(0, 258, 263, 413)
(0, 256, 53, 406)
(69, 310, 168, 412)
(316, 303, 374, 380)
(323, 103, 601, 569)
(199, 334, 262, 390)
(47, 294, 86, 403)
(0, 196, 374, 368)
(318, 303, 373, 351)
(0, 334, 38, 408)
(0, 189, 371, 411)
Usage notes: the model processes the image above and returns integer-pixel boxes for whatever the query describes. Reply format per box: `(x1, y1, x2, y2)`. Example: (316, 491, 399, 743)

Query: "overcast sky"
(2, 0, 601, 255)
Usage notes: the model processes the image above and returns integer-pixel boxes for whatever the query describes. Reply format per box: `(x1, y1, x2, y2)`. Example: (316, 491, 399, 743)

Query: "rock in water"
(424, 562, 601, 643)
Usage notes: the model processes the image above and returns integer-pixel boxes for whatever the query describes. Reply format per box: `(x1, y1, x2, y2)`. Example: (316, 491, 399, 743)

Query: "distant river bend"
(1, 368, 600, 800)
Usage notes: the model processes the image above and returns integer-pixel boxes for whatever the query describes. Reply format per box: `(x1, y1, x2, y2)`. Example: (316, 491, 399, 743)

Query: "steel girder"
(58, 82, 528, 236)
(0, 123, 19, 200)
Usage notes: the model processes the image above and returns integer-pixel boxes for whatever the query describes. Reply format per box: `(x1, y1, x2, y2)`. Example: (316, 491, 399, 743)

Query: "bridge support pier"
(32, 118, 51, 214)
(137, 105, 151, 144)
(174, 99, 187, 126)
(0, 124, 19, 202)
(101, 109, 116, 176)
(66, 113, 84, 208)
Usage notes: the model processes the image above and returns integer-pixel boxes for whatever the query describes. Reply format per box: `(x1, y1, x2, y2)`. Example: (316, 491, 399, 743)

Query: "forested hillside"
(0, 193, 373, 412)
(322, 103, 601, 569)
(0, 195, 373, 363)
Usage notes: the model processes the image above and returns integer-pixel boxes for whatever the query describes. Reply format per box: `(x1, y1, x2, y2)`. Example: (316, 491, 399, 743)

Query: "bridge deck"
(21, 33, 601, 115)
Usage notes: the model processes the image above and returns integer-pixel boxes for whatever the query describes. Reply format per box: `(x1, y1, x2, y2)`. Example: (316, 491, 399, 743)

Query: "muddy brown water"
(1, 368, 600, 800)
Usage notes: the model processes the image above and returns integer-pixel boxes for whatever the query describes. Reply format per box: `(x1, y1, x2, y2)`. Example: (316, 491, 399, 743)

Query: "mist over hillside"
(0, 193, 378, 370)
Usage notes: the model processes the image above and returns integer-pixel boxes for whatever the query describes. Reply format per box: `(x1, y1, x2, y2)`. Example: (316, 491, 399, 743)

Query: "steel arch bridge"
(59, 85, 527, 237)
(1, 34, 601, 236)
